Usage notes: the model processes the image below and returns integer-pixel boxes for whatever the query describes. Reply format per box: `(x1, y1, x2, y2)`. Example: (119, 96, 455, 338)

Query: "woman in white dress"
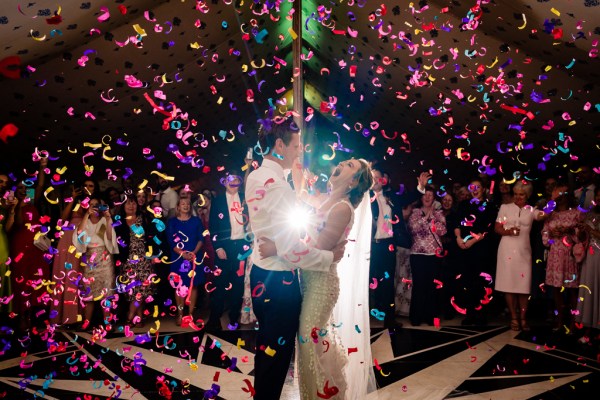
(494, 181, 545, 331)
(73, 197, 119, 329)
(259, 158, 376, 399)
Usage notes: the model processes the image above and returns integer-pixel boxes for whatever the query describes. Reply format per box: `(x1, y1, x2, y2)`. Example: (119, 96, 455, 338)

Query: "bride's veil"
(332, 191, 377, 398)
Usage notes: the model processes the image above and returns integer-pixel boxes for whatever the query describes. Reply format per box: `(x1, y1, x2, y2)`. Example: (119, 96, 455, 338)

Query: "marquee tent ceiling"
(0, 0, 599, 186)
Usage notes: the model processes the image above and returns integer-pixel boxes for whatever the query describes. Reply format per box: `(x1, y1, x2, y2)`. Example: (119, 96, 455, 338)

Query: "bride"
(259, 158, 377, 399)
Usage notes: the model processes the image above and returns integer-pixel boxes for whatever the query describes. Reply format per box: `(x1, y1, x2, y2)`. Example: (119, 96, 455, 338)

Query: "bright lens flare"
(287, 206, 311, 231)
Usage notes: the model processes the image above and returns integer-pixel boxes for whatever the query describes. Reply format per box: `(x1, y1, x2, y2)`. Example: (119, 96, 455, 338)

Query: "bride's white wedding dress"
(298, 200, 353, 399)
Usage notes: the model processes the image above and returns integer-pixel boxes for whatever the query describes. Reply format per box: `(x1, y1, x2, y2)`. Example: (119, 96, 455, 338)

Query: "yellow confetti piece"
(237, 338, 246, 349)
(414, 29, 422, 35)
(30, 29, 46, 41)
(217, 96, 223, 104)
(132, 24, 147, 37)
(44, 187, 60, 204)
(138, 179, 148, 189)
(544, 65, 552, 72)
(568, 120, 576, 126)
(241, 64, 248, 72)
(77, 314, 82, 322)
(93, 289, 108, 301)
(321, 144, 336, 161)
(102, 145, 115, 161)
(486, 57, 499, 68)
(5, 269, 11, 277)
(264, 346, 276, 357)
(150, 171, 175, 181)
(149, 320, 160, 334)
(550, 8, 560, 16)
(250, 59, 266, 69)
(579, 284, 592, 294)
(83, 142, 103, 149)
(190, 42, 201, 49)
(153, 305, 159, 318)
(56, 166, 68, 174)
(518, 14, 527, 30)
(288, 27, 297, 40)
(379, 369, 390, 377)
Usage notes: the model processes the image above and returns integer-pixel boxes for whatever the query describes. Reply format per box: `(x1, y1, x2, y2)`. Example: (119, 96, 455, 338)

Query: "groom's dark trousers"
(251, 265, 301, 400)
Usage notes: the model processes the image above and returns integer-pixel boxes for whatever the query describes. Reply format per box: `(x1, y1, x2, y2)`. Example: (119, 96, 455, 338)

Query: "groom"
(246, 116, 346, 400)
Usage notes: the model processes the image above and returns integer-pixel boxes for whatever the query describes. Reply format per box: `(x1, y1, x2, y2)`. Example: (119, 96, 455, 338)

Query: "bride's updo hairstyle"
(348, 159, 374, 208)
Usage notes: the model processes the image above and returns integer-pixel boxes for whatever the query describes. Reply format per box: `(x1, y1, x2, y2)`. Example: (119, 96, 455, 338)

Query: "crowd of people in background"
(0, 156, 598, 344)
(374, 164, 599, 341)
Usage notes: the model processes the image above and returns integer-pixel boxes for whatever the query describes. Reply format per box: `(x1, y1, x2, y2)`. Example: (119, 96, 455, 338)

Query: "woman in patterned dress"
(115, 197, 156, 328)
(407, 187, 447, 326)
(542, 183, 583, 331)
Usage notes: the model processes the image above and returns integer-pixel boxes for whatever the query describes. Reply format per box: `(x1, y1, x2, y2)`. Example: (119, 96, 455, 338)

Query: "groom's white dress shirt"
(246, 159, 333, 272)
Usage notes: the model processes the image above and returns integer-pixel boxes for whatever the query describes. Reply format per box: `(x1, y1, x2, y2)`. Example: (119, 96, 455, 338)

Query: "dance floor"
(1, 314, 598, 399)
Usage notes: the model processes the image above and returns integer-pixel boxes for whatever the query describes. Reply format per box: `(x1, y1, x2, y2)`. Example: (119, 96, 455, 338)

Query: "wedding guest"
(454, 179, 497, 325)
(494, 181, 545, 331)
(496, 180, 513, 205)
(536, 177, 558, 209)
(407, 187, 446, 326)
(195, 190, 216, 288)
(6, 160, 50, 331)
(576, 187, 600, 333)
(394, 200, 415, 318)
(166, 197, 204, 325)
(439, 192, 460, 319)
(73, 197, 119, 329)
(207, 171, 248, 331)
(369, 168, 429, 328)
(0, 172, 13, 315)
(115, 197, 155, 328)
(144, 199, 170, 309)
(104, 186, 122, 217)
(50, 178, 100, 326)
(136, 188, 148, 209)
(573, 164, 596, 209)
(155, 176, 179, 220)
(542, 183, 583, 331)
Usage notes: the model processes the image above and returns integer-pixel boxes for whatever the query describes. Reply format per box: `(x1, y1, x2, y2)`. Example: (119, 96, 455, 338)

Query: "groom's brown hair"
(257, 115, 299, 154)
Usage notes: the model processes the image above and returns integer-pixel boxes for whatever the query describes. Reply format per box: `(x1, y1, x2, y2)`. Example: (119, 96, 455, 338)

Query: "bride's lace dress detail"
(298, 200, 354, 399)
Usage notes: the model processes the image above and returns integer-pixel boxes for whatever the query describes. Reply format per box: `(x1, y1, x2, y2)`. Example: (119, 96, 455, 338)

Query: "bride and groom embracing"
(246, 116, 377, 400)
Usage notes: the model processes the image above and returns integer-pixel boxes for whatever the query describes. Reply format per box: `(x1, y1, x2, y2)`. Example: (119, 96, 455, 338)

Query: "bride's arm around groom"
(246, 117, 347, 400)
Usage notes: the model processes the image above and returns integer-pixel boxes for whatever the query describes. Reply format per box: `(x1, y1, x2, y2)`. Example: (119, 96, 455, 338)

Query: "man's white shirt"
(246, 159, 333, 272)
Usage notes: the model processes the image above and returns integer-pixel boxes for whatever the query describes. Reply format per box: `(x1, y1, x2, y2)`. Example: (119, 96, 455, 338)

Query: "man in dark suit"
(206, 171, 249, 330)
(369, 168, 430, 328)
